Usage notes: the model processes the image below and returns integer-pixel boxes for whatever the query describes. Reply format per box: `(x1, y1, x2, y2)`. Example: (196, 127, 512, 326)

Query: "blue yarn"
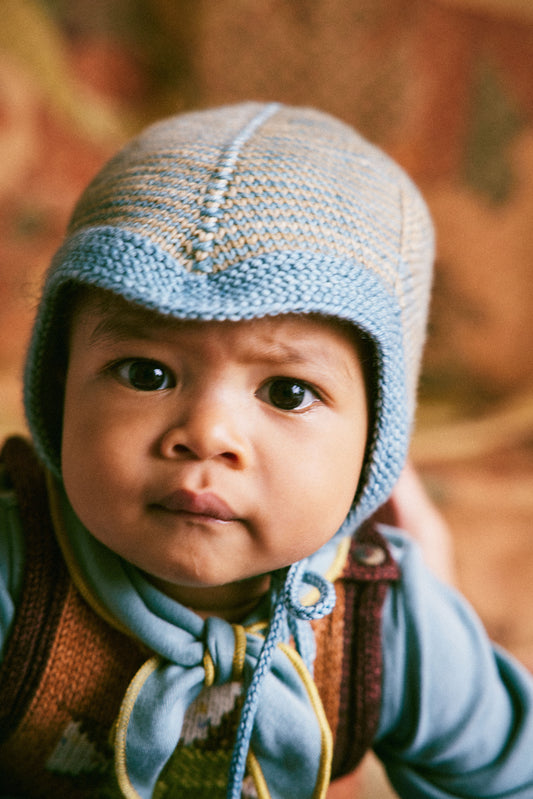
(284, 561, 337, 621)
(227, 562, 336, 799)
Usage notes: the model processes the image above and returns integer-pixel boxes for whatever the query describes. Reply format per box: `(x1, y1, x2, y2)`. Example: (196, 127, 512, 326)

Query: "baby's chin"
(143, 569, 272, 621)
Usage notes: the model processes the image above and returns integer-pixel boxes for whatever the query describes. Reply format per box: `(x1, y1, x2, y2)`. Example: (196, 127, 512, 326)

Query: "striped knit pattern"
(23, 101, 434, 530)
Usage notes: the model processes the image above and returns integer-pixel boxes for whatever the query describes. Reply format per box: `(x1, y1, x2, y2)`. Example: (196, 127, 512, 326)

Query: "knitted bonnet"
(24, 101, 433, 535)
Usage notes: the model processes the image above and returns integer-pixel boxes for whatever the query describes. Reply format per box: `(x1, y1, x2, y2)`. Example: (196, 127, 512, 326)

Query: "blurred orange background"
(1, 2, 533, 795)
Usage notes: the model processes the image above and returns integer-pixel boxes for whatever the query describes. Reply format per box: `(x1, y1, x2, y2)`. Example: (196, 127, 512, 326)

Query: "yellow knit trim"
(245, 621, 268, 636)
(302, 536, 351, 607)
(46, 472, 136, 640)
(278, 642, 332, 799)
(114, 655, 161, 799)
(232, 624, 247, 680)
(203, 649, 216, 687)
(325, 536, 352, 583)
(247, 749, 271, 799)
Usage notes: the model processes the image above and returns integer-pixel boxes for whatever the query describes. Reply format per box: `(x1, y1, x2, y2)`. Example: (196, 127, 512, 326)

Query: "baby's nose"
(159, 391, 248, 467)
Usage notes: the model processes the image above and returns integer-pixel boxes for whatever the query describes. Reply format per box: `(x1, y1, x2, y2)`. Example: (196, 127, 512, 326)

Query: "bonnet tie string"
(227, 561, 336, 799)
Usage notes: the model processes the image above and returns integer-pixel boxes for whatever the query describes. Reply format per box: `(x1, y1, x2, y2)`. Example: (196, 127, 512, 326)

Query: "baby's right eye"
(256, 377, 320, 411)
(110, 359, 176, 391)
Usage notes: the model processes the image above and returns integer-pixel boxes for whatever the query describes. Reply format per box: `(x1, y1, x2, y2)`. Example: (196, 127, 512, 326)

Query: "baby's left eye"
(111, 359, 175, 391)
(256, 378, 320, 411)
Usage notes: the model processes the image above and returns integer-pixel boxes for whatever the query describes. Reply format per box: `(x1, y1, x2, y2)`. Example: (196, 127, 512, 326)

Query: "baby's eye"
(111, 359, 175, 391)
(257, 378, 320, 411)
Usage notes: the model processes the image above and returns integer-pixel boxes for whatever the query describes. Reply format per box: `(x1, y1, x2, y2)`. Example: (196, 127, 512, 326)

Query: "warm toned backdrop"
(1, 2, 533, 796)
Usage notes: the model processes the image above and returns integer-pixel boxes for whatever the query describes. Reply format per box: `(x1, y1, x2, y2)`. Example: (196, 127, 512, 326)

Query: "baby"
(1, 102, 533, 799)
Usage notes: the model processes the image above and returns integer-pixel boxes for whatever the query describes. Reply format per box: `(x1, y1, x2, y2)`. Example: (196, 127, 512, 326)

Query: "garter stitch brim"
(24, 101, 434, 531)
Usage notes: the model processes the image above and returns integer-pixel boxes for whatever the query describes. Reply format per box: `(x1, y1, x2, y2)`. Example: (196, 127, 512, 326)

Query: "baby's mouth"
(152, 488, 237, 522)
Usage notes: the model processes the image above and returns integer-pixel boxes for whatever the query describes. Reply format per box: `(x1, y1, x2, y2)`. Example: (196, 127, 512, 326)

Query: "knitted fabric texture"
(23, 101, 434, 532)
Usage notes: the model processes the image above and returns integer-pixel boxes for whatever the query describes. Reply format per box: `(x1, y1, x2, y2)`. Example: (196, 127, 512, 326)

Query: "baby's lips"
(155, 488, 237, 521)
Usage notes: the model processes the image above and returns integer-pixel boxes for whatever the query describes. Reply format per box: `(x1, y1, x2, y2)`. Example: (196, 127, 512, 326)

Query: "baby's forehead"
(77, 287, 358, 339)
(73, 287, 369, 371)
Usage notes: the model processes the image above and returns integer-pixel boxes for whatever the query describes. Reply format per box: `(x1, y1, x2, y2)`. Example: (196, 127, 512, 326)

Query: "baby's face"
(61, 298, 368, 611)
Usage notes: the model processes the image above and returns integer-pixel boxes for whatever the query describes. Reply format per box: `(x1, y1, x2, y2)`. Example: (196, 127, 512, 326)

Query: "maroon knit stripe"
(332, 524, 400, 777)
(0, 436, 70, 741)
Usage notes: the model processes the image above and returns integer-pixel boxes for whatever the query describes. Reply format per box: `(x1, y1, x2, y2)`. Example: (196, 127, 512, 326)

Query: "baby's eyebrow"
(250, 341, 310, 365)
(250, 341, 354, 380)
(89, 312, 175, 346)
(86, 315, 358, 381)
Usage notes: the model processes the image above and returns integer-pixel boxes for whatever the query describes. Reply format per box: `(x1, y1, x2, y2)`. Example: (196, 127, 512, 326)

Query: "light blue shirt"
(1, 477, 533, 798)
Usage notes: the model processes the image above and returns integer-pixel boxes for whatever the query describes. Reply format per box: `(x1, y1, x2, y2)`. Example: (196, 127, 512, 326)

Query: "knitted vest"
(0, 436, 400, 798)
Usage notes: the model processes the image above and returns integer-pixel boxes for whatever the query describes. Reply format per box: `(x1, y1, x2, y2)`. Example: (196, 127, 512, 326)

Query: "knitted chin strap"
(228, 562, 336, 798)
